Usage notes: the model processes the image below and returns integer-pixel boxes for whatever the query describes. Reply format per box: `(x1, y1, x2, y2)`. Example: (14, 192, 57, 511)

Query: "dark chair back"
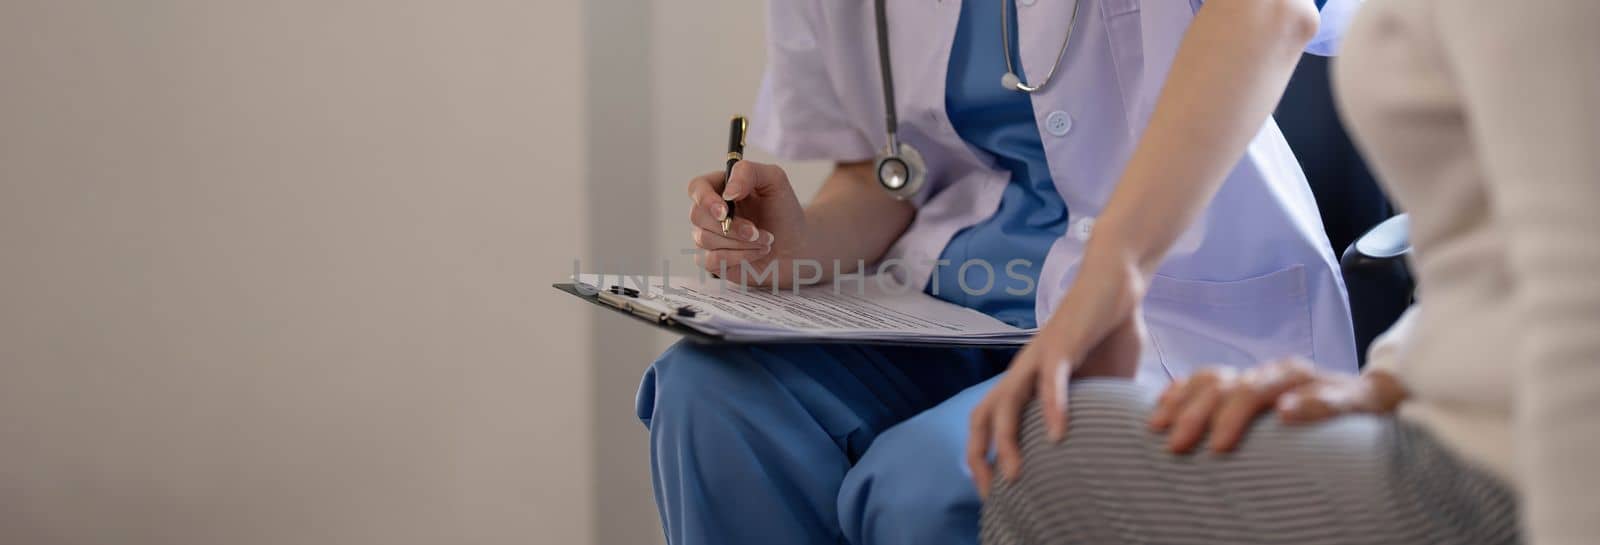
(1275, 54, 1413, 365)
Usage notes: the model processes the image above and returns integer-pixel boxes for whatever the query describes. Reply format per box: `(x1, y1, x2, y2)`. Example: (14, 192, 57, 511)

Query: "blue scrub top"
(927, 0, 1070, 329)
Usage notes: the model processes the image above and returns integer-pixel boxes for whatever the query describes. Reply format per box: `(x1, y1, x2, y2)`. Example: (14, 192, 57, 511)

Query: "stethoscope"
(872, 0, 1082, 199)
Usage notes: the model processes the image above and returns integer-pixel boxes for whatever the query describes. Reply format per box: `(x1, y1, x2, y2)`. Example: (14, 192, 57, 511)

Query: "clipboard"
(551, 283, 1024, 349)
(553, 282, 723, 344)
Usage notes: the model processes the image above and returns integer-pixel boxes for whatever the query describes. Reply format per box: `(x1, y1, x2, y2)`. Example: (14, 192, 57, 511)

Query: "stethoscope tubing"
(870, 0, 1078, 199)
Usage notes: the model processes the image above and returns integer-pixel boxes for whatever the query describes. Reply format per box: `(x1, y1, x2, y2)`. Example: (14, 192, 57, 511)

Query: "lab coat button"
(1045, 111, 1072, 136)
(1074, 217, 1095, 241)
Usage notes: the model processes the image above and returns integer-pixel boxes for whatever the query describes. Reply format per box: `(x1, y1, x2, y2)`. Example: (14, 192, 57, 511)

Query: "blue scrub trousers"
(636, 340, 1008, 545)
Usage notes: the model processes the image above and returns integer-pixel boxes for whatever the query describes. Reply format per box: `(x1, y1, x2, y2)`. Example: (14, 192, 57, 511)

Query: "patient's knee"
(1030, 379, 1155, 442)
(1011, 380, 1158, 484)
(984, 381, 1157, 540)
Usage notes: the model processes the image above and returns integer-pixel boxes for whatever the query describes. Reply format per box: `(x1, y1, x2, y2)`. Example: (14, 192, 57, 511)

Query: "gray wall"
(0, 1, 592, 543)
(585, 1, 662, 543)
(0, 1, 824, 543)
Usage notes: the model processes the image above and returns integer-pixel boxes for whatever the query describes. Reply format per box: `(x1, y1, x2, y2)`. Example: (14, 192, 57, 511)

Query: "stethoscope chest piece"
(875, 141, 926, 201)
(868, 0, 1082, 200)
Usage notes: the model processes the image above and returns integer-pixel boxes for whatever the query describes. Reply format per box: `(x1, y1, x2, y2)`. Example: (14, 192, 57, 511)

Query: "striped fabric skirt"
(980, 380, 1520, 545)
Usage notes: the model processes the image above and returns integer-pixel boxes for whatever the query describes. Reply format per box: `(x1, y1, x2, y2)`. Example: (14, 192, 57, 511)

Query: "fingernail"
(715, 204, 727, 220)
(1051, 363, 1070, 443)
(692, 230, 702, 245)
(743, 226, 759, 242)
(1053, 361, 1072, 403)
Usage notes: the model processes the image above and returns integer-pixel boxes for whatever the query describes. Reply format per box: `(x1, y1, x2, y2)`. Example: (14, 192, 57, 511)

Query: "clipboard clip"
(597, 284, 701, 323)
(597, 285, 665, 324)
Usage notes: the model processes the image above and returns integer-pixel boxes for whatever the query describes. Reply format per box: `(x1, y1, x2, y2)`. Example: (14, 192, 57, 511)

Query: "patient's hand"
(1149, 359, 1408, 454)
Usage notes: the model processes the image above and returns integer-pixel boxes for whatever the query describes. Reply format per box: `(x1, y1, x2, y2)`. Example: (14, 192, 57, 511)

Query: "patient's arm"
(1442, 2, 1600, 542)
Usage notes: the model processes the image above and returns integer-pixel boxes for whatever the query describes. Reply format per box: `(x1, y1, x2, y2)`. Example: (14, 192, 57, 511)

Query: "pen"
(722, 115, 747, 235)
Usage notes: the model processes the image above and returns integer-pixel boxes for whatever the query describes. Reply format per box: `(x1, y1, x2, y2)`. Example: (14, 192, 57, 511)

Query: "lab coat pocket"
(1141, 264, 1313, 378)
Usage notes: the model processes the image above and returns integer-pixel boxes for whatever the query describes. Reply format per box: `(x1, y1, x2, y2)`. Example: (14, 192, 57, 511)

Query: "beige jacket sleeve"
(1359, 305, 1414, 376)
(1437, 2, 1600, 543)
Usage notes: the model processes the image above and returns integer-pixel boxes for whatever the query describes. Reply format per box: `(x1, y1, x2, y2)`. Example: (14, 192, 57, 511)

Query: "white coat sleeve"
(748, 0, 876, 162)
(1192, 0, 1362, 56)
(1305, 0, 1362, 57)
(1438, 2, 1600, 543)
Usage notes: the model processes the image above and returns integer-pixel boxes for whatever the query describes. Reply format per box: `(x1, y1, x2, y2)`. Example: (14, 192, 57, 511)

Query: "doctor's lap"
(637, 342, 1007, 545)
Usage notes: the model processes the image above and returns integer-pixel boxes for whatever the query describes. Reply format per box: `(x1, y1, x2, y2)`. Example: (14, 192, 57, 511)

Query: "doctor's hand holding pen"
(686, 134, 917, 288)
(686, 161, 805, 286)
